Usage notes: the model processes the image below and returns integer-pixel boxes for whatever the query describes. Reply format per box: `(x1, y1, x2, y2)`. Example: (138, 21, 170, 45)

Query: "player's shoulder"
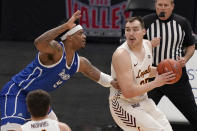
(58, 122, 71, 131)
(143, 39, 151, 45)
(143, 39, 152, 50)
(113, 45, 129, 59)
(50, 40, 63, 50)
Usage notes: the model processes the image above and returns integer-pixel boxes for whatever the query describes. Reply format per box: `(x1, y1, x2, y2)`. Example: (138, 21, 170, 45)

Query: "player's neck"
(31, 115, 49, 121)
(65, 43, 75, 55)
(128, 41, 143, 52)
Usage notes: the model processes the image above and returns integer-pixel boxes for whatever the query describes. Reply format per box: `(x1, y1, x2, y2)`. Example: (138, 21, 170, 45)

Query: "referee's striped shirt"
(143, 13, 194, 66)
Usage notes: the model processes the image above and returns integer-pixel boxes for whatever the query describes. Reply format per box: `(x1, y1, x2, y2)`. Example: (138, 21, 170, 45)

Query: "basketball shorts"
(109, 97, 173, 131)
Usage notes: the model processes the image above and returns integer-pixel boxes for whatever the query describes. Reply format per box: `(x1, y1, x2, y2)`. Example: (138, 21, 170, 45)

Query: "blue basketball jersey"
(10, 41, 80, 93)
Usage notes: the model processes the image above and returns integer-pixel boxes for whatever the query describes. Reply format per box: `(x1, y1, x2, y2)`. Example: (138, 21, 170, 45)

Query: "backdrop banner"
(65, 0, 131, 37)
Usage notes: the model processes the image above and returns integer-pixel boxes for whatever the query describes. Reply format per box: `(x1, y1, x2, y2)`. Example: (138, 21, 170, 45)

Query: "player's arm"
(112, 49, 175, 98)
(59, 122, 71, 131)
(34, 10, 81, 54)
(78, 57, 119, 88)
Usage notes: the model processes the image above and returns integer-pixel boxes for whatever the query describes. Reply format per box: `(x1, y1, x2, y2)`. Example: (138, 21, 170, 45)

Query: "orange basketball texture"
(157, 59, 182, 84)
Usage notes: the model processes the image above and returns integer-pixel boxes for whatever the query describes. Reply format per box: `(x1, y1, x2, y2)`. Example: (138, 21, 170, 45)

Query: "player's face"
(155, 0, 174, 20)
(72, 29, 86, 50)
(125, 20, 145, 46)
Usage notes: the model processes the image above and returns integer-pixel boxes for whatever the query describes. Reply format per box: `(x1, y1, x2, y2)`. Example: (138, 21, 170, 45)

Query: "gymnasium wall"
(0, 0, 196, 41)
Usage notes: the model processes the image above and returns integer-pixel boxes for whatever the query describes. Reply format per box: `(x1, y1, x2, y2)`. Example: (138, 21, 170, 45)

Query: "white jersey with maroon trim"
(110, 39, 152, 103)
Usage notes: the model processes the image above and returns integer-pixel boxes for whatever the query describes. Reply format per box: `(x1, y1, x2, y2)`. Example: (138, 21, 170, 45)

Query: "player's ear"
(142, 29, 146, 35)
(47, 106, 50, 113)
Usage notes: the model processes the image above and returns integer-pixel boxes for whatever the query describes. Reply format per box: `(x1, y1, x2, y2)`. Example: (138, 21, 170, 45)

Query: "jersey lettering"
(140, 78, 149, 85)
(136, 65, 151, 78)
(31, 121, 49, 128)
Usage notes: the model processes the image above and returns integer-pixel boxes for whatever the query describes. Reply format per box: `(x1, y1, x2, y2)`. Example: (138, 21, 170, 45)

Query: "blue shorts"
(0, 81, 30, 126)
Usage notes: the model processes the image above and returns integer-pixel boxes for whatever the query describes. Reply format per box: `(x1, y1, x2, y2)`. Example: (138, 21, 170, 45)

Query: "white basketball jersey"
(110, 40, 152, 103)
(21, 118, 60, 131)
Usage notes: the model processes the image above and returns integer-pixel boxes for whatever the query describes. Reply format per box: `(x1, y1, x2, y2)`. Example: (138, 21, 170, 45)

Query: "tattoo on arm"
(80, 57, 100, 82)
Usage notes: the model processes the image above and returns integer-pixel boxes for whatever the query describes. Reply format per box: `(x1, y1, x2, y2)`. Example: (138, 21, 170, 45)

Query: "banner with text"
(65, 0, 132, 37)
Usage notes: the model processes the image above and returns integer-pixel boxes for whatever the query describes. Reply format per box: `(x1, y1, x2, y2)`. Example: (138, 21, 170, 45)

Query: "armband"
(97, 72, 113, 87)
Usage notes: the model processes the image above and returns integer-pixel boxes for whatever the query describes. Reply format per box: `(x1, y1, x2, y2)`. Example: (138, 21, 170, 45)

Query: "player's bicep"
(112, 50, 133, 91)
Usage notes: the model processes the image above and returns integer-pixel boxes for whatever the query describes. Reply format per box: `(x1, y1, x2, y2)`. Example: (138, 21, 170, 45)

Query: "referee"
(143, 0, 197, 130)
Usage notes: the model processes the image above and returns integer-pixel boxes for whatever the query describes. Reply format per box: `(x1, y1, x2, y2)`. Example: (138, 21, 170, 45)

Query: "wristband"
(97, 72, 113, 87)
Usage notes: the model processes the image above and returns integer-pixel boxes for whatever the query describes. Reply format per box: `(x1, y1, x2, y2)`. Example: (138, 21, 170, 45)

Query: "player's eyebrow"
(125, 26, 139, 29)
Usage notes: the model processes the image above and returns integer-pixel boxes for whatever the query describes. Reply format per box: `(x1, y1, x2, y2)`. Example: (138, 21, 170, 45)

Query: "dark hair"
(125, 16, 145, 29)
(26, 89, 51, 117)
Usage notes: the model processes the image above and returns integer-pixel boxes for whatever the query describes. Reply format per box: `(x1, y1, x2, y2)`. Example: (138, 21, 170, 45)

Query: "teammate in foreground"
(16, 89, 71, 131)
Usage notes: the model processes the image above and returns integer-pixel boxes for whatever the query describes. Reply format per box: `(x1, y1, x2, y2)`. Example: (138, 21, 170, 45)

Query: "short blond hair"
(155, 0, 174, 3)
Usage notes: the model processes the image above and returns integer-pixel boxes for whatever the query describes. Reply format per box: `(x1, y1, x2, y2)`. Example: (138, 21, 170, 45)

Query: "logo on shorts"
(131, 103, 140, 108)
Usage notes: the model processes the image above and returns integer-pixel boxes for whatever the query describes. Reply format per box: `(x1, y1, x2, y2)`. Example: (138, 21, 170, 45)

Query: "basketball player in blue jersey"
(0, 10, 118, 131)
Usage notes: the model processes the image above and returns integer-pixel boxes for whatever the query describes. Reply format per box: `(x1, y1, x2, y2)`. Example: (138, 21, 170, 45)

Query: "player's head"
(61, 24, 86, 50)
(26, 89, 51, 118)
(155, 0, 174, 20)
(125, 16, 146, 46)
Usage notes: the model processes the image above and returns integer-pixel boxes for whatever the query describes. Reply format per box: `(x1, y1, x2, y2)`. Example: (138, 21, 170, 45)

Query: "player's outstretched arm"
(78, 57, 119, 88)
(34, 10, 81, 54)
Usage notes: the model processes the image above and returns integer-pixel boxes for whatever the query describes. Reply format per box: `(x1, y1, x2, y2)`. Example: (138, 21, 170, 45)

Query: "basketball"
(157, 59, 182, 84)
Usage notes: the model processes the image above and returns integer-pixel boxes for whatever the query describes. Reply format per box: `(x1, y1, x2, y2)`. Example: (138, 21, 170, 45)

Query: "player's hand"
(177, 56, 186, 67)
(110, 79, 120, 89)
(66, 10, 81, 29)
(154, 71, 176, 87)
(151, 37, 160, 48)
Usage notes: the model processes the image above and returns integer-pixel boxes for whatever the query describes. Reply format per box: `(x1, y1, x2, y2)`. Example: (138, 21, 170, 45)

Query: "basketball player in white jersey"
(16, 89, 71, 131)
(109, 16, 176, 131)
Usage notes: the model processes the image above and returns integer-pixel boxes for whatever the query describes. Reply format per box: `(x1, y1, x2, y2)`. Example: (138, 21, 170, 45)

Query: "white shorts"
(109, 97, 173, 131)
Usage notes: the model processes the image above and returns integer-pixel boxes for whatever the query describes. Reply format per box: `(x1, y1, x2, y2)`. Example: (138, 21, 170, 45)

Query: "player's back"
(21, 118, 60, 131)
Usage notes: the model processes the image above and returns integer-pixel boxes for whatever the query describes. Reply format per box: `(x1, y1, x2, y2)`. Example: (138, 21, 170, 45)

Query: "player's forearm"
(79, 57, 112, 87)
(121, 82, 156, 98)
(82, 67, 112, 87)
(34, 23, 69, 45)
(82, 66, 101, 82)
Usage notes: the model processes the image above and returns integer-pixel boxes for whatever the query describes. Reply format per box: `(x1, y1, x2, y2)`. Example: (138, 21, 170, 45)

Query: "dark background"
(0, 0, 196, 131)
(0, 0, 196, 41)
